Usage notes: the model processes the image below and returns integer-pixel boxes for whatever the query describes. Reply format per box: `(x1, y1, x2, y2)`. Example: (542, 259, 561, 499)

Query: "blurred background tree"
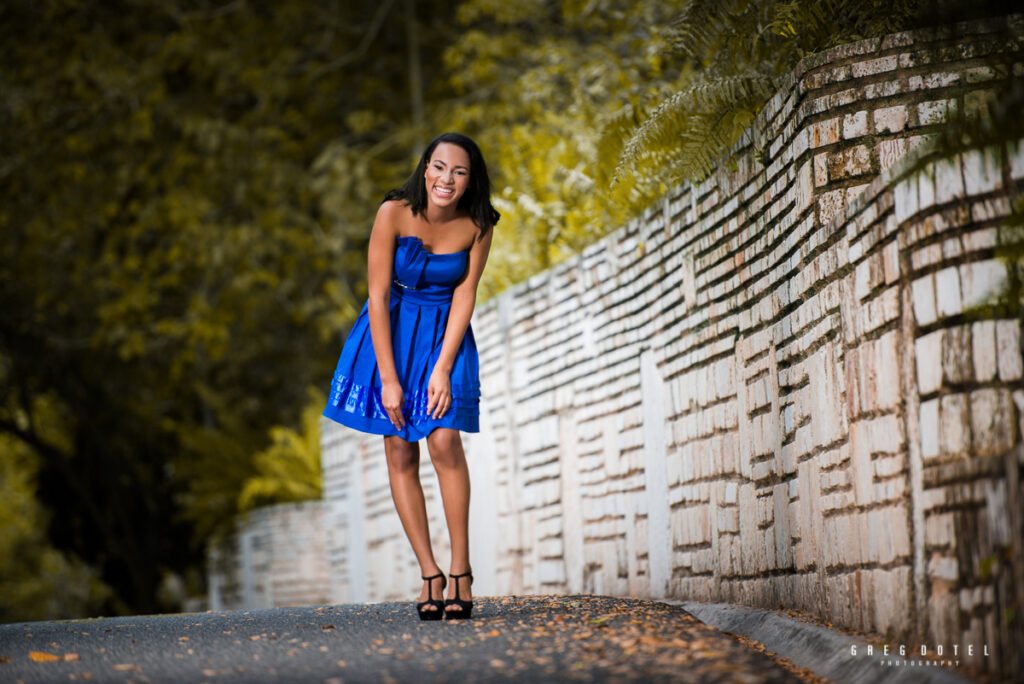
(1, 0, 1018, 618)
(0, 0, 459, 616)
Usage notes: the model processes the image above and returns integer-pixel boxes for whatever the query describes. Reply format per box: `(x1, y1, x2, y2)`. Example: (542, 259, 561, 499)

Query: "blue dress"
(323, 235, 480, 441)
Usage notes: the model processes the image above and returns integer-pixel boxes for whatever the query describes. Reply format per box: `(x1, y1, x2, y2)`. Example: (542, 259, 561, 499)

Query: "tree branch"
(311, 0, 397, 78)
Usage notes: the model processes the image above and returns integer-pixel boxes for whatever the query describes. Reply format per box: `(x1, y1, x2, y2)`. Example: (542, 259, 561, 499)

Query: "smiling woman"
(322, 132, 499, 621)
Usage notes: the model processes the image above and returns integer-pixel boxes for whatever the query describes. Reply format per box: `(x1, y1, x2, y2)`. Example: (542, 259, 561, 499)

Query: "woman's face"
(424, 142, 471, 209)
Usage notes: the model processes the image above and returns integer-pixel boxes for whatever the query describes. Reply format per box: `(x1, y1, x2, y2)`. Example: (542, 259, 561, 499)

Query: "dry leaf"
(64, 653, 79, 661)
(29, 651, 60, 662)
(113, 664, 139, 671)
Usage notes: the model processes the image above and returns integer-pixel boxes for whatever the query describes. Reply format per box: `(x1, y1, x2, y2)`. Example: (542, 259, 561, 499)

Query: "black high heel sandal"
(417, 573, 446, 621)
(444, 570, 473, 619)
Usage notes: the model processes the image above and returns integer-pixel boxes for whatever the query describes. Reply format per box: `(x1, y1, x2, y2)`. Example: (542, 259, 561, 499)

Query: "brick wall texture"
(207, 502, 329, 610)
(316, 16, 1024, 678)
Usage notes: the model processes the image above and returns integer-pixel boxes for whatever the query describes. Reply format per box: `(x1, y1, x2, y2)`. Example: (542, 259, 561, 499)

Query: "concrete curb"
(667, 601, 980, 684)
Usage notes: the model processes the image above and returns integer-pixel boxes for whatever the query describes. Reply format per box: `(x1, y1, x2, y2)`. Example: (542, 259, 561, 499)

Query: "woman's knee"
(384, 436, 420, 473)
(426, 429, 465, 469)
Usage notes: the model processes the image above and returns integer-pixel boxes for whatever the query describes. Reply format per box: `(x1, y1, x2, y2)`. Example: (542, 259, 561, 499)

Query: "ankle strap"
(449, 571, 473, 580)
(422, 572, 445, 581)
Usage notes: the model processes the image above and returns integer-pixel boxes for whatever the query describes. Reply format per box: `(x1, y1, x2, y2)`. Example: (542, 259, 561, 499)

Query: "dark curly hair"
(384, 132, 500, 236)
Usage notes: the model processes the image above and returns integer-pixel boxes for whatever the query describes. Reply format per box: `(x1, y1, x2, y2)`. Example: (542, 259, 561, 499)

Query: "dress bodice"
(393, 235, 469, 294)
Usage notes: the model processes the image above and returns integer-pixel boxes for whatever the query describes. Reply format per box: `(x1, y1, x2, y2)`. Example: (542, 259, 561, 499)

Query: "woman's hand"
(381, 379, 406, 429)
(426, 366, 452, 419)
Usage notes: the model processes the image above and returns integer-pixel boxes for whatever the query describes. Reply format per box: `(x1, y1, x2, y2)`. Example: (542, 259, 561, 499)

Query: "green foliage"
(437, 0, 695, 295)
(239, 388, 325, 514)
(0, 0, 457, 615)
(616, 0, 921, 186)
(0, 432, 110, 622)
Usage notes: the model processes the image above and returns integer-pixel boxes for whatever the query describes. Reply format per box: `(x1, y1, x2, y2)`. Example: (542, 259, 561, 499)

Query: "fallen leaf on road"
(113, 664, 140, 671)
(178, 636, 189, 642)
(29, 651, 59, 662)
(0, 656, 9, 663)
(64, 653, 79, 661)
(320, 625, 335, 630)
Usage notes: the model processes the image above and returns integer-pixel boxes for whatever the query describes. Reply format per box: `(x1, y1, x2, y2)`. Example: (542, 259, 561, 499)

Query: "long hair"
(384, 132, 500, 235)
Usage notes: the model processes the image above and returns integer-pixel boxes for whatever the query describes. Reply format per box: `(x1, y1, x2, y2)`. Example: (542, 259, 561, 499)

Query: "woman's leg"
(425, 428, 472, 611)
(383, 435, 443, 607)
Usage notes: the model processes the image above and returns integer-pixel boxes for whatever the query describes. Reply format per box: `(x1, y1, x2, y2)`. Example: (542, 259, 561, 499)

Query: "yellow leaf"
(29, 651, 60, 662)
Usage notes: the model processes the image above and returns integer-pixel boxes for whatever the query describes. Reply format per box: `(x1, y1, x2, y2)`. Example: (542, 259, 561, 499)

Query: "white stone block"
(917, 99, 955, 126)
(918, 165, 936, 212)
(962, 147, 1003, 195)
(724, 482, 738, 504)
(1010, 138, 1024, 180)
(877, 138, 908, 170)
(894, 175, 919, 224)
(920, 399, 939, 459)
(874, 105, 907, 133)
(940, 394, 970, 456)
(970, 388, 1015, 456)
(934, 157, 965, 204)
(972, 321, 997, 382)
(911, 275, 937, 326)
(996, 320, 1022, 381)
(960, 259, 1005, 309)
(843, 110, 869, 139)
(916, 330, 944, 393)
(928, 555, 959, 581)
(934, 266, 962, 318)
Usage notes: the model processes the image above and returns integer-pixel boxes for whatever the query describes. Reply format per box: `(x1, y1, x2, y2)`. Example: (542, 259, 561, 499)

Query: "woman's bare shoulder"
(373, 199, 413, 235)
(377, 198, 410, 220)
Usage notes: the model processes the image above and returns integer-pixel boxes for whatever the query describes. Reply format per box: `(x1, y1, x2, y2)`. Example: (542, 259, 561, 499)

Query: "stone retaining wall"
(207, 502, 328, 610)
(320, 16, 1024, 677)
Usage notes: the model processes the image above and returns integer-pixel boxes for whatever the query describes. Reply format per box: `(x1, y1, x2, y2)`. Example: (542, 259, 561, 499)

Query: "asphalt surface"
(0, 595, 803, 683)
(677, 602, 982, 684)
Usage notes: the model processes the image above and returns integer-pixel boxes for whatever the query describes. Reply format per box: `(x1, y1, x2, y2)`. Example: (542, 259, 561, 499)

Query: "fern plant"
(237, 388, 325, 513)
(613, 0, 920, 187)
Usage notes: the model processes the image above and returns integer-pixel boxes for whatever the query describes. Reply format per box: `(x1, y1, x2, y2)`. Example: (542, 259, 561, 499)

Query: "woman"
(323, 132, 499, 620)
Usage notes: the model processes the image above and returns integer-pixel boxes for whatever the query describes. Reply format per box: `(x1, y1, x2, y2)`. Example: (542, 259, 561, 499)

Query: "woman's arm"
(366, 201, 406, 429)
(427, 227, 493, 418)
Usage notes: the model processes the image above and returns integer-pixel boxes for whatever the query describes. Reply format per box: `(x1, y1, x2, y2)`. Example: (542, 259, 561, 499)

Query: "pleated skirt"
(323, 285, 480, 442)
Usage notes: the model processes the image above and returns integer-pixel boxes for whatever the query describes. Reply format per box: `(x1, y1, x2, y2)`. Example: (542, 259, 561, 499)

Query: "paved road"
(0, 595, 804, 683)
